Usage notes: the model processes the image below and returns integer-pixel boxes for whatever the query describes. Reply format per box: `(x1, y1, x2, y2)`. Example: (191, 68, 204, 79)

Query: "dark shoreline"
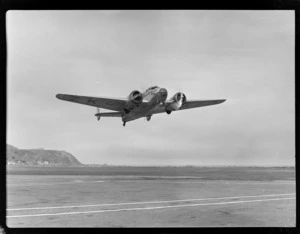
(6, 165, 295, 181)
(6, 164, 295, 168)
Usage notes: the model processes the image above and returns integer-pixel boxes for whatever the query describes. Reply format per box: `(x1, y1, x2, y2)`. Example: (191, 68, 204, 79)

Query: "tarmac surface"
(6, 167, 295, 227)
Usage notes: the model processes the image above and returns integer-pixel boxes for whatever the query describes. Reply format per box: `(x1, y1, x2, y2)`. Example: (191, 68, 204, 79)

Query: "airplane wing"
(180, 99, 226, 110)
(56, 94, 128, 112)
(152, 99, 226, 114)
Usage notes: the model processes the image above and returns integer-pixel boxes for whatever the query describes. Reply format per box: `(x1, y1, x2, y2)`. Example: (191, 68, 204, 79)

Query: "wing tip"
(56, 94, 64, 100)
(216, 99, 226, 104)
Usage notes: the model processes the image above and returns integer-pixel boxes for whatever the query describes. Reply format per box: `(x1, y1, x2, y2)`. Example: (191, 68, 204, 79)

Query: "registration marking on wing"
(87, 98, 97, 105)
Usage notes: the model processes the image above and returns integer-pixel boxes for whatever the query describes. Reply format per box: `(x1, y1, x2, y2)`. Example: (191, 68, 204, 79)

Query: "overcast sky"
(6, 10, 295, 166)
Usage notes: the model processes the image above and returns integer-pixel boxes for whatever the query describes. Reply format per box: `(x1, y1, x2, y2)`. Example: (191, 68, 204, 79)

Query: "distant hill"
(6, 144, 82, 166)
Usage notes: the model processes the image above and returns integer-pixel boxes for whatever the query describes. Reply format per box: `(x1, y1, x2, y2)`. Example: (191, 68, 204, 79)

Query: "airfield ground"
(6, 166, 295, 227)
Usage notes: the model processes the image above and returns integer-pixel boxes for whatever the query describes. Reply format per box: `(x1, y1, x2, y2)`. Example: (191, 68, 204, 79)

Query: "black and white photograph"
(6, 10, 295, 227)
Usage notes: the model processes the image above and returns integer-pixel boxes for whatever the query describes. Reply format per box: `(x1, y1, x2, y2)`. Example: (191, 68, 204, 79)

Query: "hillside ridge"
(6, 144, 82, 166)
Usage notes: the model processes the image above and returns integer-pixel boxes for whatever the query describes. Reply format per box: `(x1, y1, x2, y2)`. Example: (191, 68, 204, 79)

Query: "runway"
(6, 167, 295, 227)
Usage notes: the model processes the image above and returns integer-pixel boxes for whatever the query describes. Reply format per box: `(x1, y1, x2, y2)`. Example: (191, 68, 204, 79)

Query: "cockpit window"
(145, 86, 159, 93)
(149, 86, 158, 90)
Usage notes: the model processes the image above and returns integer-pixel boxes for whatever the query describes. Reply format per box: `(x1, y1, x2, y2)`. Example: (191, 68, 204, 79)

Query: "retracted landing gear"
(95, 108, 101, 121)
(166, 110, 172, 115)
(146, 116, 152, 121)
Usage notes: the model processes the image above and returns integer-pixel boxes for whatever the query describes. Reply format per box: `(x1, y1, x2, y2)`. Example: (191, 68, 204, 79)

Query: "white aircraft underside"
(56, 86, 226, 126)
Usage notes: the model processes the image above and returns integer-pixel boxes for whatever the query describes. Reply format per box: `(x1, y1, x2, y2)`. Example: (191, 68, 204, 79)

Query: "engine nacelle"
(124, 90, 143, 113)
(165, 92, 187, 112)
(129, 90, 143, 104)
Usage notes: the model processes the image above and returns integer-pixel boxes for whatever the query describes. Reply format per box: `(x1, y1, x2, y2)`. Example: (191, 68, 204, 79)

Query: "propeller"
(174, 84, 184, 94)
(138, 83, 150, 92)
(138, 79, 158, 92)
(172, 82, 187, 102)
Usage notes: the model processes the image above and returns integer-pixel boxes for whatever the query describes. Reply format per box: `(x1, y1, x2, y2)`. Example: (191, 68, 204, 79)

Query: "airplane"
(56, 86, 226, 126)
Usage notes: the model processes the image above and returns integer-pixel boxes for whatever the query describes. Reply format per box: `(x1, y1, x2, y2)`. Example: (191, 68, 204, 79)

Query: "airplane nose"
(160, 88, 168, 97)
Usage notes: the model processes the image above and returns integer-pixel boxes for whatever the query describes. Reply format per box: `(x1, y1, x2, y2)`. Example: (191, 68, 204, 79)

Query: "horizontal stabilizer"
(94, 112, 122, 117)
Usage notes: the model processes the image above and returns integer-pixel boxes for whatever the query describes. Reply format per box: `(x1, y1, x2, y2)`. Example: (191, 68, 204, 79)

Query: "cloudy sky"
(6, 10, 295, 166)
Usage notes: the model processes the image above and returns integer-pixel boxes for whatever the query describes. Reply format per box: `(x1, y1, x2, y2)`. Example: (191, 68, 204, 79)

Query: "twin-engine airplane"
(56, 86, 226, 126)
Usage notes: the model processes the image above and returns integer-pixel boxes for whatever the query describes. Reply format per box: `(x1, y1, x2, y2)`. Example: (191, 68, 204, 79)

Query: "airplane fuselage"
(122, 86, 168, 122)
